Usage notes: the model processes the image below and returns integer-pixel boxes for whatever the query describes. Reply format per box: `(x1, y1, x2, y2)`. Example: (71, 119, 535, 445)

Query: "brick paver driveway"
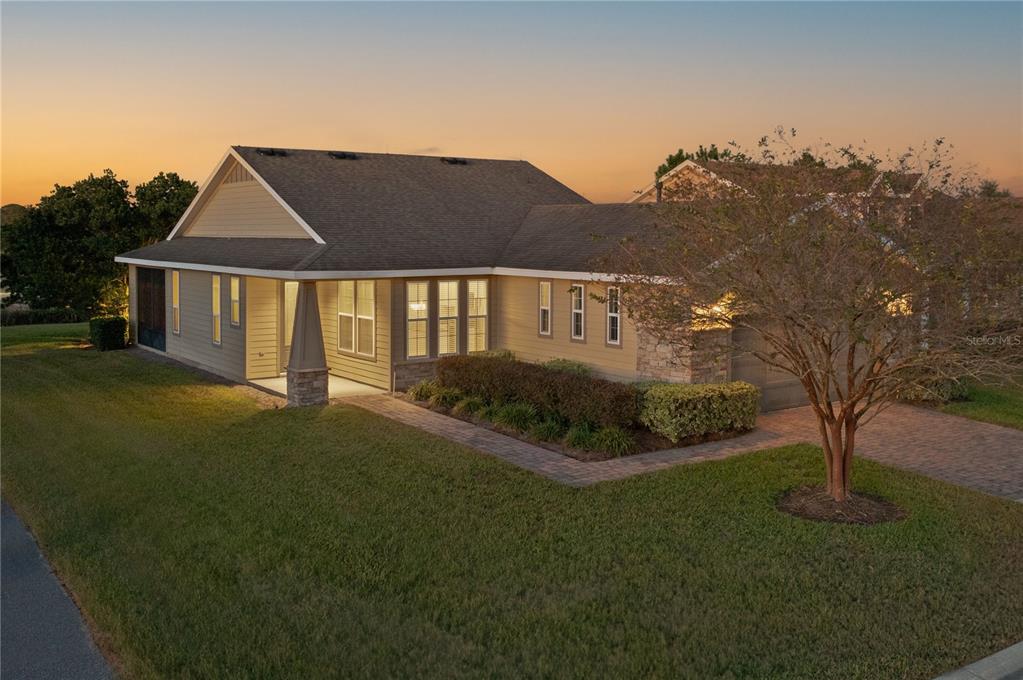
(345, 396, 1023, 500)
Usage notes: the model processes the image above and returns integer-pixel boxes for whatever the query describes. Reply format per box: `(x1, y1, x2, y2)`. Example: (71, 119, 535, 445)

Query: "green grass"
(940, 381, 1023, 430)
(3, 323, 1022, 679)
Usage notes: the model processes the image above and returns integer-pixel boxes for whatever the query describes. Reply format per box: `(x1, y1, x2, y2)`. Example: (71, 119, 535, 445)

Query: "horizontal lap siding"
(245, 277, 279, 379)
(165, 268, 245, 381)
(317, 281, 392, 389)
(493, 276, 638, 382)
(183, 178, 309, 239)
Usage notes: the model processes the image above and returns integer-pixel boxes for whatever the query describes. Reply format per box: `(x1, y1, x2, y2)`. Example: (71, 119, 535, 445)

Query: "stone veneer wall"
(635, 328, 731, 384)
(392, 360, 438, 391)
(287, 367, 329, 407)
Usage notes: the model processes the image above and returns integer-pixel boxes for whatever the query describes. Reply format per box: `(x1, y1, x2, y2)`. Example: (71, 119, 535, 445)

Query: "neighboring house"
(115, 147, 792, 408)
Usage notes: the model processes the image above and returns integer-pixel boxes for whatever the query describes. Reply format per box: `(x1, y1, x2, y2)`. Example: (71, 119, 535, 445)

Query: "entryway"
(249, 374, 384, 399)
(136, 267, 166, 351)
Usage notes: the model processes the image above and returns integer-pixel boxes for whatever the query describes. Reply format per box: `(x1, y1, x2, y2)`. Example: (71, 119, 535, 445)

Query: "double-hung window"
(230, 276, 241, 327)
(338, 280, 375, 356)
(538, 281, 551, 336)
(467, 279, 488, 352)
(606, 286, 621, 346)
(338, 281, 355, 352)
(171, 270, 181, 334)
(211, 274, 222, 345)
(406, 281, 429, 358)
(570, 284, 585, 340)
(438, 281, 459, 355)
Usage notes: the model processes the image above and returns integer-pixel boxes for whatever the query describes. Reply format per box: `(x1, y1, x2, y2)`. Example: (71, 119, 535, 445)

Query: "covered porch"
(249, 374, 384, 399)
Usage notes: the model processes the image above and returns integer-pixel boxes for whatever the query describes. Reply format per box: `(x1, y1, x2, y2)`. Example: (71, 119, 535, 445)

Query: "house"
(115, 146, 791, 408)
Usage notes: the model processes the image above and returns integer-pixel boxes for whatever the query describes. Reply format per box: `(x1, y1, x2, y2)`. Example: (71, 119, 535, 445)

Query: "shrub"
(436, 355, 639, 428)
(492, 402, 539, 431)
(564, 423, 596, 450)
(406, 380, 438, 402)
(898, 378, 969, 403)
(640, 381, 760, 444)
(88, 316, 128, 351)
(452, 396, 486, 417)
(478, 348, 515, 360)
(1, 306, 81, 326)
(427, 387, 464, 409)
(529, 418, 566, 443)
(592, 426, 638, 457)
(477, 403, 502, 423)
(541, 358, 592, 376)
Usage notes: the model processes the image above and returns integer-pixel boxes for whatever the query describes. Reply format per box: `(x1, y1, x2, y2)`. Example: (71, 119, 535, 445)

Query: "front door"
(137, 267, 166, 351)
(279, 281, 299, 372)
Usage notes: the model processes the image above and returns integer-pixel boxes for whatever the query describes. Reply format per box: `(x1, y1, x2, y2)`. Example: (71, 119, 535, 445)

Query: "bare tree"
(609, 133, 1022, 502)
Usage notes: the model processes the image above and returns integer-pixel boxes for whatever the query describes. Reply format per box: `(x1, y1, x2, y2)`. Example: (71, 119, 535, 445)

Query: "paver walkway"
(343, 395, 1023, 499)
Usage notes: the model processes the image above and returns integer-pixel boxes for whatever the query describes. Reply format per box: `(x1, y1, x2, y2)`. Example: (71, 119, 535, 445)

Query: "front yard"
(2, 323, 1022, 678)
(941, 380, 1023, 431)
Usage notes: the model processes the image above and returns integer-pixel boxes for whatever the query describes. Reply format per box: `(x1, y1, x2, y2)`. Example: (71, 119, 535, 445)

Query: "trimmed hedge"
(435, 355, 639, 428)
(89, 316, 128, 351)
(898, 378, 969, 404)
(1, 306, 81, 326)
(640, 381, 760, 444)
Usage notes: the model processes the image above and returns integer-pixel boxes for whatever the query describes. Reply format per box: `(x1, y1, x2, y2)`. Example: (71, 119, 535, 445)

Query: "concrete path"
(1, 502, 113, 680)
(344, 396, 1023, 499)
(934, 640, 1023, 679)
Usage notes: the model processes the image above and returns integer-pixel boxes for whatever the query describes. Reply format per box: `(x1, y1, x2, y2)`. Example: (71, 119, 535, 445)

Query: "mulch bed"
(777, 485, 908, 525)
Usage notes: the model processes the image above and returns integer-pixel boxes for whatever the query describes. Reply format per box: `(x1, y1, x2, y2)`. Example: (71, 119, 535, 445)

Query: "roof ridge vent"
(328, 151, 359, 160)
(256, 148, 288, 157)
(440, 157, 468, 165)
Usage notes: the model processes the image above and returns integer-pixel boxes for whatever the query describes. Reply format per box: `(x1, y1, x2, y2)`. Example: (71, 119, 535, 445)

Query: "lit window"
(211, 274, 222, 345)
(171, 270, 180, 334)
(538, 281, 551, 336)
(438, 280, 458, 355)
(468, 279, 488, 352)
(338, 281, 355, 352)
(407, 281, 428, 358)
(230, 276, 241, 327)
(356, 280, 375, 356)
(606, 286, 621, 345)
(570, 284, 584, 340)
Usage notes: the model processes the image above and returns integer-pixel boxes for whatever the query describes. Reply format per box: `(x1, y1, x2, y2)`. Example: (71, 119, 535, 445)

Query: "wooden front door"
(137, 267, 166, 351)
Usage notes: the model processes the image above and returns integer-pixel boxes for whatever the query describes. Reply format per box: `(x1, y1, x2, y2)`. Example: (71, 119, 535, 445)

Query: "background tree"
(610, 133, 1022, 503)
(656, 143, 736, 178)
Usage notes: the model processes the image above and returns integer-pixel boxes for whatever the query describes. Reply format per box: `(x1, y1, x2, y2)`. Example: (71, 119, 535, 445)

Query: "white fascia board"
(491, 267, 618, 282)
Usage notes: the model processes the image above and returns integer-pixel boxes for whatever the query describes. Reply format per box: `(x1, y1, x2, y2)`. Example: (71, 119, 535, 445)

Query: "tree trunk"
(819, 414, 855, 502)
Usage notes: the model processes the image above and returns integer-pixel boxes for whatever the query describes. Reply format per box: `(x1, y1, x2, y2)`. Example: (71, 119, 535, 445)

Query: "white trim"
(337, 280, 356, 353)
(437, 280, 459, 356)
(491, 267, 617, 282)
(538, 280, 552, 336)
(355, 279, 376, 357)
(466, 278, 488, 353)
(570, 284, 585, 340)
(166, 149, 232, 240)
(606, 285, 621, 346)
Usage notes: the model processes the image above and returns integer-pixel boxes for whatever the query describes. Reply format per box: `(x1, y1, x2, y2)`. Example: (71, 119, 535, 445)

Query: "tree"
(610, 135, 1022, 502)
(0, 170, 197, 316)
(656, 144, 736, 178)
(978, 179, 1011, 198)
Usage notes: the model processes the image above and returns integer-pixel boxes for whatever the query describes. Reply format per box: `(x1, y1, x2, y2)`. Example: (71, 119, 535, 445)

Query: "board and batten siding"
(164, 268, 245, 381)
(245, 276, 279, 380)
(316, 280, 392, 389)
(492, 276, 639, 382)
(180, 161, 309, 239)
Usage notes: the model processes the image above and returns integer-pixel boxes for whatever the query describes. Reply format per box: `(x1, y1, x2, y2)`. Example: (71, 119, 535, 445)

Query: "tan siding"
(181, 167, 309, 239)
(164, 268, 245, 381)
(245, 277, 279, 379)
(317, 280, 392, 389)
(492, 276, 639, 382)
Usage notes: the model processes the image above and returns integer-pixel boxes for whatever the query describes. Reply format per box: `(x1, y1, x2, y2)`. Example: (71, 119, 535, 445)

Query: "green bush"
(640, 381, 760, 444)
(592, 426, 638, 456)
(564, 423, 596, 450)
(492, 402, 539, 431)
(436, 355, 639, 428)
(452, 396, 486, 417)
(898, 378, 969, 403)
(1, 306, 82, 326)
(427, 387, 464, 409)
(88, 316, 128, 351)
(541, 358, 592, 376)
(478, 348, 515, 360)
(529, 418, 567, 443)
(406, 380, 438, 402)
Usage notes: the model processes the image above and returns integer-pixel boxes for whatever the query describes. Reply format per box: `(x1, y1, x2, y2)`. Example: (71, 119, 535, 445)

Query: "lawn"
(940, 380, 1023, 431)
(3, 323, 1022, 679)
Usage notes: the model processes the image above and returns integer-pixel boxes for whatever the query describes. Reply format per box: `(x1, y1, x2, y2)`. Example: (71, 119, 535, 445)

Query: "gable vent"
(256, 148, 288, 157)
(327, 151, 359, 160)
(440, 157, 468, 165)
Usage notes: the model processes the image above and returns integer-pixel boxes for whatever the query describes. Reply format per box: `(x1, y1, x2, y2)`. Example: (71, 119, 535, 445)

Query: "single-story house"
(115, 146, 805, 408)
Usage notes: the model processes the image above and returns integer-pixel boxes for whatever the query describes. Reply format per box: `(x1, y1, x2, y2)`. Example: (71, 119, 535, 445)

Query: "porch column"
(286, 281, 328, 407)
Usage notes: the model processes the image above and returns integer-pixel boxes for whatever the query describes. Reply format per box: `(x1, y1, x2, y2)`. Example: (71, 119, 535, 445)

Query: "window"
(570, 284, 584, 340)
(538, 281, 551, 336)
(606, 286, 621, 346)
(211, 274, 222, 345)
(467, 279, 488, 352)
(338, 280, 375, 356)
(230, 276, 241, 326)
(171, 270, 180, 334)
(406, 281, 428, 358)
(437, 281, 459, 355)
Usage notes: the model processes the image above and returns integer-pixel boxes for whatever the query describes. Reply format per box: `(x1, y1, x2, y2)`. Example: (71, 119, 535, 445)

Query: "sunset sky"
(2, 2, 1021, 206)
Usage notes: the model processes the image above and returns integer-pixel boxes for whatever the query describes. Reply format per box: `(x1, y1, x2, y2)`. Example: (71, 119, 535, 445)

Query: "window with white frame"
(538, 281, 551, 336)
(338, 281, 355, 352)
(171, 270, 181, 334)
(438, 280, 459, 355)
(570, 284, 584, 340)
(338, 280, 375, 356)
(606, 286, 621, 345)
(406, 281, 429, 358)
(211, 274, 222, 345)
(230, 276, 241, 327)
(467, 279, 488, 352)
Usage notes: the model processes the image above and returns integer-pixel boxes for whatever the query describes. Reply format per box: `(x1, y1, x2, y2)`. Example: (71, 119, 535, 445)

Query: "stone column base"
(287, 367, 329, 407)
